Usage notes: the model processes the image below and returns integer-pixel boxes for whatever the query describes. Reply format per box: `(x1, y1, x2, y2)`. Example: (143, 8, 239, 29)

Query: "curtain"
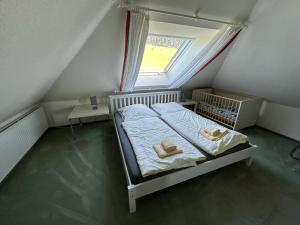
(120, 10, 149, 92)
(169, 25, 242, 88)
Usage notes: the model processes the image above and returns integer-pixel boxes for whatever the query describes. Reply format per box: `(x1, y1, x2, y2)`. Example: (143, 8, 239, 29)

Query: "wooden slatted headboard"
(108, 91, 181, 115)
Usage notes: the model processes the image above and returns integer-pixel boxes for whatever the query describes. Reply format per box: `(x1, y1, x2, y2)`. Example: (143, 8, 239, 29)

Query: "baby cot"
(192, 88, 262, 130)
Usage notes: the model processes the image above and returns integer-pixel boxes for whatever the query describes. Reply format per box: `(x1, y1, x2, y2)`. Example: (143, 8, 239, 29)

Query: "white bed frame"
(109, 91, 256, 213)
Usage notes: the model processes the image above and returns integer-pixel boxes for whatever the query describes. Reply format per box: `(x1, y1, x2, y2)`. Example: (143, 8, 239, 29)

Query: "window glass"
(139, 35, 188, 75)
(135, 21, 220, 89)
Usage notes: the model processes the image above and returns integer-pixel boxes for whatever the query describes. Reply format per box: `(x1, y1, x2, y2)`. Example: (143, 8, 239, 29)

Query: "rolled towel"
(204, 125, 221, 137)
(161, 139, 177, 152)
(218, 127, 228, 134)
(200, 126, 229, 141)
(153, 144, 182, 158)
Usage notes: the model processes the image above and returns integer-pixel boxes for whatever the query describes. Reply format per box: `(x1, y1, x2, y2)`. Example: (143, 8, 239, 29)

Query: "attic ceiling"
(0, 0, 113, 123)
(213, 0, 300, 108)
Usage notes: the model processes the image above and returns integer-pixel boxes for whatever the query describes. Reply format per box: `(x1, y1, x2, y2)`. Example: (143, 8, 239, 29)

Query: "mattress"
(114, 112, 251, 184)
(122, 117, 206, 177)
(160, 109, 249, 156)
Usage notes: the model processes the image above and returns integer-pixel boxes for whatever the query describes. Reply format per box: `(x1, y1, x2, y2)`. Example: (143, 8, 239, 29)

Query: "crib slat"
(221, 97, 225, 124)
(205, 93, 208, 116)
(229, 100, 232, 124)
(215, 96, 218, 121)
(222, 98, 225, 124)
(231, 100, 236, 126)
(225, 99, 229, 125)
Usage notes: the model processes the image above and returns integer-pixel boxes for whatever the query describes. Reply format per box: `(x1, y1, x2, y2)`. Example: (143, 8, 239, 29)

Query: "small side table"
(68, 104, 109, 133)
(179, 100, 197, 112)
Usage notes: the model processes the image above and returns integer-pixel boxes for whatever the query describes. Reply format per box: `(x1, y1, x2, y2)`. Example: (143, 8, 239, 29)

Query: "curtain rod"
(117, 4, 242, 26)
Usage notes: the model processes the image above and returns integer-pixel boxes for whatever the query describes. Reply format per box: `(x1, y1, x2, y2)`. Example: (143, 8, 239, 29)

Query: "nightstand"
(179, 100, 197, 112)
(68, 104, 109, 133)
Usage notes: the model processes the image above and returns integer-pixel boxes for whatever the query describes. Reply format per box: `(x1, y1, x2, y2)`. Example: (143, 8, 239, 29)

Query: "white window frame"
(135, 34, 192, 89)
(164, 38, 192, 72)
(138, 34, 192, 76)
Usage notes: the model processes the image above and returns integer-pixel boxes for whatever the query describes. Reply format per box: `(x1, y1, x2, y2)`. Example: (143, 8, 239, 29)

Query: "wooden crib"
(192, 88, 262, 130)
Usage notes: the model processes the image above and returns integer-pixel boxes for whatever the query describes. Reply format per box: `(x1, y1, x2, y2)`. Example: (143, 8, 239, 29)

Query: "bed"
(109, 91, 257, 213)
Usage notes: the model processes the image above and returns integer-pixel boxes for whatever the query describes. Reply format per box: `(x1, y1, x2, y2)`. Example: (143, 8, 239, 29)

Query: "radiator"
(0, 106, 48, 182)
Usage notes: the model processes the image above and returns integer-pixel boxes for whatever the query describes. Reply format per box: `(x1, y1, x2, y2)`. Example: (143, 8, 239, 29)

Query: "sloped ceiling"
(45, 6, 125, 101)
(213, 0, 300, 108)
(131, 0, 257, 23)
(0, 0, 113, 123)
(183, 48, 231, 90)
(45, 0, 258, 101)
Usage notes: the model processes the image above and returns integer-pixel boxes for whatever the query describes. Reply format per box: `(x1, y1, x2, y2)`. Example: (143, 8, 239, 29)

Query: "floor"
(0, 121, 300, 225)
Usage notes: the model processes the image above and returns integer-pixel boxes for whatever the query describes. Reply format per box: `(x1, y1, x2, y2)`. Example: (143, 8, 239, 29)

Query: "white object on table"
(68, 104, 109, 132)
(179, 100, 197, 112)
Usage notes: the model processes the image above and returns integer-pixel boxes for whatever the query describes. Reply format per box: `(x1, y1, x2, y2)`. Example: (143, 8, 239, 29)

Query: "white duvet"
(122, 117, 206, 177)
(161, 110, 249, 156)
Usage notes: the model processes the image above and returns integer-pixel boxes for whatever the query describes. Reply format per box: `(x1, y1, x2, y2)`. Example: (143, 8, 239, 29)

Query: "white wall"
(258, 102, 300, 141)
(212, 0, 300, 140)
(43, 6, 125, 126)
(0, 0, 113, 123)
(183, 47, 230, 90)
(213, 0, 300, 108)
(0, 107, 48, 182)
(42, 97, 108, 127)
(45, 7, 125, 101)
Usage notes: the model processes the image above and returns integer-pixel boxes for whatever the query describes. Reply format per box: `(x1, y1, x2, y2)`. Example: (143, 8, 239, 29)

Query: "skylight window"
(139, 35, 190, 75)
(134, 21, 220, 89)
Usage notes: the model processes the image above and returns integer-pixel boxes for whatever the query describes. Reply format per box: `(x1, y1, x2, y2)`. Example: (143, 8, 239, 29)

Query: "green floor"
(0, 121, 300, 225)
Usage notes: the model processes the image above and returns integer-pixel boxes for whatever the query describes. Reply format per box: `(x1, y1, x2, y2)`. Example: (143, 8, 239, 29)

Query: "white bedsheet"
(122, 117, 206, 177)
(161, 110, 249, 156)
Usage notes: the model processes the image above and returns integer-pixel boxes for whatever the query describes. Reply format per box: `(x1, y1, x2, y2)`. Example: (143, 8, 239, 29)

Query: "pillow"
(118, 104, 158, 121)
(151, 102, 186, 115)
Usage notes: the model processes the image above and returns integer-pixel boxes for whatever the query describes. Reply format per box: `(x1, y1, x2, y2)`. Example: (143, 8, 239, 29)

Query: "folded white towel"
(200, 126, 229, 141)
(204, 126, 221, 136)
(161, 139, 177, 152)
(153, 144, 182, 158)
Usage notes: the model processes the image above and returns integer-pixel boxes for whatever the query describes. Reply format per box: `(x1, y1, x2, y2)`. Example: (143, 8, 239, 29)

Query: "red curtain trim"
(192, 29, 242, 76)
(119, 11, 131, 91)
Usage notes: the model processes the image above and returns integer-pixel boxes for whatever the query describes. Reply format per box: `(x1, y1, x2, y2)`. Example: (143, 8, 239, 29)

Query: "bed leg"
(128, 186, 136, 213)
(246, 157, 254, 167)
